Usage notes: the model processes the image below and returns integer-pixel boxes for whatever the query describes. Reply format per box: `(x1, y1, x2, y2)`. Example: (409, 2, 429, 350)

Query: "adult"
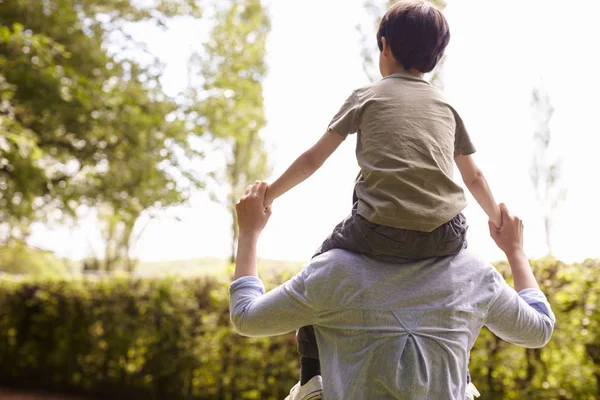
(229, 182, 555, 399)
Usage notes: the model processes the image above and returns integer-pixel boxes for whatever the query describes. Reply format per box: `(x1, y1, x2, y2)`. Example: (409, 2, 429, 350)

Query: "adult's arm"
(484, 278, 555, 348)
(229, 271, 317, 337)
(488, 203, 539, 291)
(229, 181, 317, 336)
(484, 204, 555, 347)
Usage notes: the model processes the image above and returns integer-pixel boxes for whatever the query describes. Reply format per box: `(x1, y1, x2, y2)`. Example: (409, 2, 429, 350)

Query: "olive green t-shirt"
(329, 72, 476, 232)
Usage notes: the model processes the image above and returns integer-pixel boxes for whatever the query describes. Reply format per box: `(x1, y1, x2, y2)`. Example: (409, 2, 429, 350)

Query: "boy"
(264, 1, 499, 398)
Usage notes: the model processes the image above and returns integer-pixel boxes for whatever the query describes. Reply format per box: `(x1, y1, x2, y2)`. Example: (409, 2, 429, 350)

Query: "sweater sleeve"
(229, 269, 317, 337)
(484, 273, 555, 348)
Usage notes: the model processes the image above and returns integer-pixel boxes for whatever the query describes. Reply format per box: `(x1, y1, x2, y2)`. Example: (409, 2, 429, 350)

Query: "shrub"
(0, 275, 298, 399)
(469, 258, 600, 399)
(0, 241, 70, 276)
(0, 259, 598, 399)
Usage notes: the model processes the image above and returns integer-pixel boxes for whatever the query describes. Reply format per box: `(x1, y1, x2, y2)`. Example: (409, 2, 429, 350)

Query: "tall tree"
(195, 0, 271, 263)
(530, 87, 565, 255)
(0, 0, 204, 269)
(357, 0, 447, 85)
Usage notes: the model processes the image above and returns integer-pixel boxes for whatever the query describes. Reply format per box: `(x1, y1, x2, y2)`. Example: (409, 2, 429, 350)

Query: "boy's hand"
(263, 182, 274, 207)
(236, 181, 272, 236)
(488, 203, 523, 256)
(489, 207, 503, 230)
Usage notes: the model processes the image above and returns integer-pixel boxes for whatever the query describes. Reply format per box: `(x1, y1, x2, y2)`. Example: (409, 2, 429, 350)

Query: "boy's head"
(377, 0, 450, 76)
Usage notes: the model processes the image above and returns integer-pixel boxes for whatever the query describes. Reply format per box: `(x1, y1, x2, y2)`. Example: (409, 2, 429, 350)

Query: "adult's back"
(229, 183, 555, 400)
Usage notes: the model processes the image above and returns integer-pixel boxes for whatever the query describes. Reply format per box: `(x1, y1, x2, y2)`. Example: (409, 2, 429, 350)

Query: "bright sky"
(29, 0, 600, 264)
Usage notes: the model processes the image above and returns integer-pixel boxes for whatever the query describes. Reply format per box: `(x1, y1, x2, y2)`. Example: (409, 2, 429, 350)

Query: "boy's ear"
(380, 37, 391, 58)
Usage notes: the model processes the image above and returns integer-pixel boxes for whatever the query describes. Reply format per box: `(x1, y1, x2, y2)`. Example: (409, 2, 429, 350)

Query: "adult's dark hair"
(377, 0, 450, 73)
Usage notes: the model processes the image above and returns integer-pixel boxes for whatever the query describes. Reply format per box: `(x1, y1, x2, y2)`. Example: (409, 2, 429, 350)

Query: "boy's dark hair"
(377, 0, 450, 73)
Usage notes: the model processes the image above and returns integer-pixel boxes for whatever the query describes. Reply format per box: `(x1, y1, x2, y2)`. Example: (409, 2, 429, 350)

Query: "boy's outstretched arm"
(455, 154, 502, 228)
(264, 130, 345, 205)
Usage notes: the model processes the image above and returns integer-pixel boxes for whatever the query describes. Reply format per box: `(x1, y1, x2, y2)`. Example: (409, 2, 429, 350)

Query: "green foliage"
(193, 0, 271, 262)
(469, 258, 600, 399)
(0, 274, 298, 399)
(0, 0, 205, 266)
(0, 241, 69, 276)
(0, 258, 598, 399)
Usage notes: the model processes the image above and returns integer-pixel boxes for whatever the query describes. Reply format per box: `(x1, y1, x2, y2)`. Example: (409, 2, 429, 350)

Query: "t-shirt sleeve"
(328, 90, 361, 136)
(453, 110, 476, 157)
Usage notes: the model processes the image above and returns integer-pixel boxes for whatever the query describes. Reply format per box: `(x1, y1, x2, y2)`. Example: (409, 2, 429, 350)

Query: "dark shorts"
(313, 201, 468, 259)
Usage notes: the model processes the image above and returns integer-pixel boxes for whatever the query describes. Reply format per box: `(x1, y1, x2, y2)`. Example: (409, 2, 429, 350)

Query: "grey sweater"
(229, 249, 555, 399)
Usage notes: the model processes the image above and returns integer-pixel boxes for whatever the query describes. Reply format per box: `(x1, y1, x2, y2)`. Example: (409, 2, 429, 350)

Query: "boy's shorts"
(313, 200, 468, 259)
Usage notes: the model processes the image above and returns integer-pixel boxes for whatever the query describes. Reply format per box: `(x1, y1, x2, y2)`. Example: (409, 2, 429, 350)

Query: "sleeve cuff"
(454, 146, 476, 156)
(518, 288, 556, 324)
(229, 276, 265, 295)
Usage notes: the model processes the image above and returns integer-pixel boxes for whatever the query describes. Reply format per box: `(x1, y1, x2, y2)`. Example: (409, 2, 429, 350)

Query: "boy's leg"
(428, 212, 469, 257)
(296, 326, 321, 384)
(313, 174, 364, 258)
(312, 200, 373, 259)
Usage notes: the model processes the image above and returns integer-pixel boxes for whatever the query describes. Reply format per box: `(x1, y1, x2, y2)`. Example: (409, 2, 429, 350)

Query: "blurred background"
(0, 0, 599, 399)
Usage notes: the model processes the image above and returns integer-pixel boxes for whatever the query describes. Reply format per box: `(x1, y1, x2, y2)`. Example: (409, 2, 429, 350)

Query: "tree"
(530, 87, 565, 255)
(195, 0, 271, 263)
(0, 0, 205, 270)
(357, 0, 447, 85)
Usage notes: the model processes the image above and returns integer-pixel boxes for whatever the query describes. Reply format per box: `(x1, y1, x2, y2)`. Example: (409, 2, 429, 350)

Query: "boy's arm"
(264, 130, 345, 205)
(455, 154, 502, 228)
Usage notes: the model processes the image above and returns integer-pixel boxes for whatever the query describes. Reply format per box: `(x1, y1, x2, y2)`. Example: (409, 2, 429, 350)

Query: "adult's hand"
(489, 204, 539, 291)
(236, 181, 272, 237)
(488, 203, 523, 256)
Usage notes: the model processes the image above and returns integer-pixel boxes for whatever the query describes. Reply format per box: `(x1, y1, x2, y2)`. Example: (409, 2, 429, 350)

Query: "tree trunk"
(544, 215, 552, 255)
(229, 201, 238, 264)
(487, 336, 502, 394)
(585, 344, 600, 395)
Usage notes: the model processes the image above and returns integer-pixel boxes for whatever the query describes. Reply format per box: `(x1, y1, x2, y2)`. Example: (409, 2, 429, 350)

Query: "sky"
(29, 0, 600, 264)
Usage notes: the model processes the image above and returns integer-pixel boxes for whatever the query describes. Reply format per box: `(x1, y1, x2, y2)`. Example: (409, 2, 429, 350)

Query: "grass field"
(134, 257, 306, 277)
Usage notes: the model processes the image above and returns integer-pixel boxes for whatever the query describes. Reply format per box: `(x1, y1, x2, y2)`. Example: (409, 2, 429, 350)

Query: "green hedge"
(470, 258, 600, 400)
(0, 258, 599, 399)
(0, 275, 298, 399)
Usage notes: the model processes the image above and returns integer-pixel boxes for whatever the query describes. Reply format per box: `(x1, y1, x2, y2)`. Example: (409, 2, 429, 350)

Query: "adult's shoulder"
(306, 248, 361, 272)
(450, 250, 491, 269)
(294, 250, 363, 305)
(301, 249, 373, 286)
(452, 250, 510, 300)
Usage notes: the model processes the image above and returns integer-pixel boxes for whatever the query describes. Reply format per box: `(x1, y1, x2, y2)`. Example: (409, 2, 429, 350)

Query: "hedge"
(0, 258, 599, 399)
(0, 274, 298, 399)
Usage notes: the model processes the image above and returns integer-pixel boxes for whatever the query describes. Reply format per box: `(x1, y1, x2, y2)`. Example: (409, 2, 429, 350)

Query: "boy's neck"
(384, 64, 425, 78)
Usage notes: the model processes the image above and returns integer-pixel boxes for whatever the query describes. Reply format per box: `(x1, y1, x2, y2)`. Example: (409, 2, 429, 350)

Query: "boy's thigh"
(315, 211, 373, 257)
(356, 216, 426, 257)
(356, 213, 468, 258)
(433, 212, 468, 256)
